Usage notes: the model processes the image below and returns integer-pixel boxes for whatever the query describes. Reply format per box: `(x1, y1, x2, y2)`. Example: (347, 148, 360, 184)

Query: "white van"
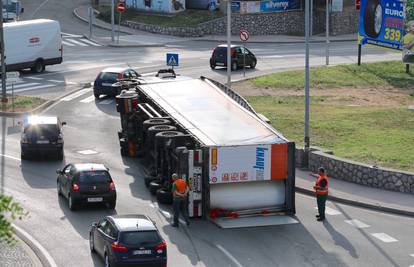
(4, 19, 63, 73)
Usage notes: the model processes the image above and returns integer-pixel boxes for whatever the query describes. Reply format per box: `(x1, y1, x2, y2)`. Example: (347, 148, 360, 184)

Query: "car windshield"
(120, 231, 161, 246)
(24, 124, 59, 137)
(79, 171, 111, 183)
(99, 72, 118, 82)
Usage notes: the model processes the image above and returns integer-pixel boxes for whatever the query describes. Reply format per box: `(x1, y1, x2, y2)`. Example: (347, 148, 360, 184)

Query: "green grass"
(2, 95, 45, 112)
(97, 7, 223, 27)
(246, 95, 414, 172)
(252, 61, 414, 90)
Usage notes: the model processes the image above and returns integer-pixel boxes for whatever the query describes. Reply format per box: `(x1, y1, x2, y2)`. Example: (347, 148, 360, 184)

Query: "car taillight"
(109, 181, 115, 192)
(231, 48, 235, 58)
(155, 241, 166, 254)
(57, 133, 63, 144)
(118, 73, 124, 80)
(72, 183, 80, 192)
(111, 242, 128, 252)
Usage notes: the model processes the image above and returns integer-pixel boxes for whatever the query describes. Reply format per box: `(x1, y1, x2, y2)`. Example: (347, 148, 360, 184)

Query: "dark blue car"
(90, 214, 167, 267)
(93, 67, 140, 99)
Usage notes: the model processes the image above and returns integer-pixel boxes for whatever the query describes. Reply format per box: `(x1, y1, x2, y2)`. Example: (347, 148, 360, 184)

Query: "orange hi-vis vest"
(174, 179, 187, 194)
(315, 174, 329, 195)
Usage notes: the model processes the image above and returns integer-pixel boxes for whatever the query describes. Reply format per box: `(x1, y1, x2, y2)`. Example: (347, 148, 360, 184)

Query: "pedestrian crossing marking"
(14, 84, 55, 93)
(25, 76, 43, 80)
(7, 82, 39, 90)
(314, 207, 342, 216)
(344, 219, 370, 228)
(79, 39, 102, 47)
(61, 89, 91, 102)
(64, 39, 88, 47)
(80, 95, 95, 103)
(98, 99, 113, 105)
(47, 80, 66, 83)
(77, 150, 98, 155)
(61, 32, 83, 38)
(62, 40, 75, 47)
(371, 233, 398, 243)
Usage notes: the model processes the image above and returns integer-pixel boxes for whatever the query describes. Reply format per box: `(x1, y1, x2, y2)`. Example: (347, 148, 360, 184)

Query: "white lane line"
(0, 153, 21, 161)
(25, 77, 44, 80)
(344, 219, 370, 228)
(47, 79, 65, 83)
(260, 55, 285, 58)
(314, 207, 342, 216)
(79, 39, 102, 47)
(60, 89, 91, 101)
(62, 40, 76, 47)
(13, 224, 58, 267)
(140, 72, 157, 77)
(13, 84, 55, 93)
(98, 99, 113, 105)
(371, 233, 398, 243)
(215, 244, 244, 267)
(62, 32, 83, 38)
(65, 39, 88, 47)
(6, 82, 40, 90)
(410, 254, 414, 258)
(80, 95, 96, 103)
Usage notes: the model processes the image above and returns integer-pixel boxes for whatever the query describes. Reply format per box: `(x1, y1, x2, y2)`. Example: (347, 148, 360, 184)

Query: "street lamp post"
(304, 0, 310, 163)
(326, 0, 330, 66)
(1, 0, 7, 105)
(226, 0, 231, 88)
(111, 0, 115, 42)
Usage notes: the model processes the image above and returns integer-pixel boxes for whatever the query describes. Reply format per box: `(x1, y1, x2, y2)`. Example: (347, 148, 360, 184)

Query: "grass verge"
(97, 7, 223, 27)
(1, 95, 46, 112)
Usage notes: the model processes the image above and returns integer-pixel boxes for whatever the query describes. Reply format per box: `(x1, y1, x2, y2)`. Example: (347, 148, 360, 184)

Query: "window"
(99, 220, 117, 239)
(120, 231, 161, 246)
(63, 165, 72, 175)
(79, 171, 111, 183)
(24, 124, 59, 137)
(99, 72, 118, 82)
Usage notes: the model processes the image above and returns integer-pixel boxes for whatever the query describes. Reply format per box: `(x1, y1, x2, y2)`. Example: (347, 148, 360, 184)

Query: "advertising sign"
(358, 0, 404, 51)
(240, 1, 261, 13)
(402, 0, 414, 63)
(260, 0, 301, 12)
(331, 0, 343, 12)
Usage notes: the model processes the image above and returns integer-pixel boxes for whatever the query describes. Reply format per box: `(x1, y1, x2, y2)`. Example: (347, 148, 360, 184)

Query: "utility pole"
(304, 0, 310, 163)
(1, 0, 7, 104)
(226, 0, 231, 88)
(111, 0, 115, 42)
(325, 0, 329, 65)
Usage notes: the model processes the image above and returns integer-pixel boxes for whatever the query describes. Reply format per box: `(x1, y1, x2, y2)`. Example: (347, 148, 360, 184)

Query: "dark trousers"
(173, 197, 189, 226)
(317, 194, 328, 219)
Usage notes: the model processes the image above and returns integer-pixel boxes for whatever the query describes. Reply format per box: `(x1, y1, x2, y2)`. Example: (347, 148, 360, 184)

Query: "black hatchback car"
(57, 163, 117, 211)
(93, 67, 140, 99)
(20, 116, 66, 160)
(210, 44, 257, 70)
(90, 214, 167, 267)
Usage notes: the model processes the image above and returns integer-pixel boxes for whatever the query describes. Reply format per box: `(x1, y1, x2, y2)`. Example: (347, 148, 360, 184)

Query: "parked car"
(210, 44, 257, 71)
(93, 67, 140, 99)
(20, 116, 66, 160)
(89, 214, 167, 267)
(57, 163, 117, 211)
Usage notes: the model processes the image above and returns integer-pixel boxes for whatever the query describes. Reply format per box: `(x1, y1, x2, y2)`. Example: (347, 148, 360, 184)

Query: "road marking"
(25, 77, 44, 80)
(260, 55, 285, 58)
(0, 153, 21, 161)
(77, 150, 98, 155)
(371, 233, 398, 243)
(47, 80, 65, 83)
(410, 254, 414, 258)
(215, 244, 244, 267)
(314, 207, 342, 215)
(344, 219, 370, 228)
(62, 32, 83, 38)
(79, 39, 102, 47)
(30, 0, 49, 19)
(7, 82, 39, 90)
(98, 99, 113, 105)
(62, 40, 76, 47)
(60, 89, 91, 101)
(140, 72, 157, 77)
(80, 95, 96, 103)
(64, 39, 88, 47)
(14, 84, 56, 93)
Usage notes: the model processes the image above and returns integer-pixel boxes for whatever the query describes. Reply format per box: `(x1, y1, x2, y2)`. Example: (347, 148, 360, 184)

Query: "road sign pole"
(226, 0, 231, 88)
(89, 6, 93, 39)
(111, 0, 115, 43)
(117, 11, 121, 44)
(326, 0, 329, 66)
(304, 0, 310, 165)
(357, 44, 362, 66)
(0, 0, 7, 105)
(243, 51, 245, 77)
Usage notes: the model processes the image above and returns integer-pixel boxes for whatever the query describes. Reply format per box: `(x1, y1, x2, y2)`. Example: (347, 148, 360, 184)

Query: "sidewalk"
(0, 235, 42, 267)
(74, 5, 357, 47)
(296, 168, 414, 217)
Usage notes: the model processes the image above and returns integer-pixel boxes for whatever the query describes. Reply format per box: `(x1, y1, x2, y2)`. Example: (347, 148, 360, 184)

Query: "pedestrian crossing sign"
(166, 53, 179, 67)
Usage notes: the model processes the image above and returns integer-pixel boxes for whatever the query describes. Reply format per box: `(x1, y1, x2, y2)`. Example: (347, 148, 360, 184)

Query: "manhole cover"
(77, 150, 98, 155)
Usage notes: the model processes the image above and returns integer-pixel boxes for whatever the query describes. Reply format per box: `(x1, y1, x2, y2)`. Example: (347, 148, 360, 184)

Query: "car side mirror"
(62, 122, 66, 126)
(56, 169, 62, 174)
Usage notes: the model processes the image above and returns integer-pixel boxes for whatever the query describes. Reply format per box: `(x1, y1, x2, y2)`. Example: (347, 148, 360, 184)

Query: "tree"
(0, 194, 26, 245)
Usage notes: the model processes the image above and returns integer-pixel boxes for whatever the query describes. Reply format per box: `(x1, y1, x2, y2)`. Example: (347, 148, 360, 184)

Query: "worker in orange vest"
(313, 167, 329, 221)
(171, 173, 190, 227)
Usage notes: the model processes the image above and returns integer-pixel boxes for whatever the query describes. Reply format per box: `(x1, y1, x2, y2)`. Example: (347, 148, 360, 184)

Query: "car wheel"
(156, 188, 173, 205)
(149, 181, 162, 195)
(94, 92, 100, 99)
(89, 232, 96, 253)
(31, 60, 45, 73)
(144, 176, 156, 188)
(107, 200, 116, 210)
(210, 63, 216, 70)
(250, 60, 257, 69)
(56, 149, 64, 161)
(364, 0, 382, 38)
(231, 61, 237, 71)
(104, 253, 111, 267)
(57, 181, 62, 196)
(68, 194, 77, 211)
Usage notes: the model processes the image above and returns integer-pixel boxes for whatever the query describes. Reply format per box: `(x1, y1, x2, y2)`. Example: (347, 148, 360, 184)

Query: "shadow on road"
(94, 96, 119, 117)
(20, 157, 67, 189)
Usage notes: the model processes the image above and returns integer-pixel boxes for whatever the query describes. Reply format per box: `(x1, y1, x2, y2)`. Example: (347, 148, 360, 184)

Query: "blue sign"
(231, 1, 241, 12)
(358, 0, 404, 51)
(260, 0, 300, 12)
(166, 53, 179, 67)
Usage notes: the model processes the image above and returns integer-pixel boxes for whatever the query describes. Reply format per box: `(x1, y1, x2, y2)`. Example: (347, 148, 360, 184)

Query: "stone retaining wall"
(297, 149, 414, 194)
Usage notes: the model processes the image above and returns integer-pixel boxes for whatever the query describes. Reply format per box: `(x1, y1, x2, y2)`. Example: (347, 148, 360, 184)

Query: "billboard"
(231, 0, 301, 13)
(358, 0, 404, 51)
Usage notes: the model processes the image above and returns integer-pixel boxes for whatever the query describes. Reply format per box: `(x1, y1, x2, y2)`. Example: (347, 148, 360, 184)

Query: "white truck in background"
(3, 19, 63, 73)
(3, 0, 23, 22)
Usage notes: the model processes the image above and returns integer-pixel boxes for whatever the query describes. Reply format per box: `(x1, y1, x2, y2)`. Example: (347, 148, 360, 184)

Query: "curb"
(12, 224, 58, 267)
(295, 186, 414, 218)
(192, 38, 357, 44)
(0, 87, 86, 118)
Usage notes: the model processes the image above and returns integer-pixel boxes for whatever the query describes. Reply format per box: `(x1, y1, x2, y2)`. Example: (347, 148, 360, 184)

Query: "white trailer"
(115, 70, 296, 228)
(3, 19, 63, 73)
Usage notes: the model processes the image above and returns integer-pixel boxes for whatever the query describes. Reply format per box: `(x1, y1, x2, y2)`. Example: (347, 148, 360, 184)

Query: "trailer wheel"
(31, 60, 45, 73)
(143, 118, 171, 131)
(364, 0, 382, 38)
(144, 176, 156, 188)
(149, 181, 162, 195)
(156, 188, 173, 205)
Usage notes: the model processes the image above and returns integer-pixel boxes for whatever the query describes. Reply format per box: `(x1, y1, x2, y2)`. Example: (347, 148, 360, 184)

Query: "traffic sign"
(240, 29, 249, 42)
(117, 3, 126, 12)
(5, 72, 20, 84)
(166, 53, 179, 67)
